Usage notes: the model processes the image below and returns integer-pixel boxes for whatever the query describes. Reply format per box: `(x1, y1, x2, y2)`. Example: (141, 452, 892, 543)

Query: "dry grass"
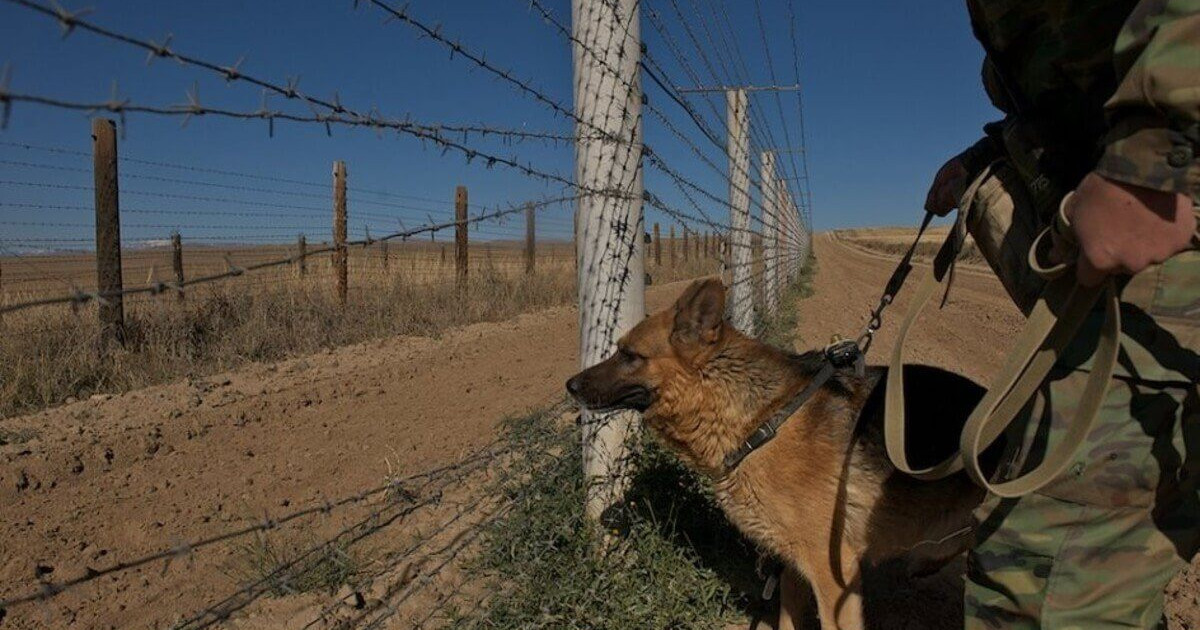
(0, 241, 722, 419)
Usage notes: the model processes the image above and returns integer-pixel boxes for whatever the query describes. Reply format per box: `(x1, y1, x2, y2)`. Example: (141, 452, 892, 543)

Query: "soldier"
(925, 0, 1199, 627)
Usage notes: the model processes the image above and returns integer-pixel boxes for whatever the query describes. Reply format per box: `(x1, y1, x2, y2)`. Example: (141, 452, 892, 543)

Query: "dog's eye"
(619, 347, 644, 364)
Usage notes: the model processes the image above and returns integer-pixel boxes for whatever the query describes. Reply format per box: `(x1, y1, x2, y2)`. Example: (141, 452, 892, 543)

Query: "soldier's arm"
(1095, 0, 1200, 199)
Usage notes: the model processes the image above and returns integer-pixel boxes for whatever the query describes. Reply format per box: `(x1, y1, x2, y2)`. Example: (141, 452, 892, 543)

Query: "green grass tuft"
(461, 410, 759, 629)
(757, 257, 816, 351)
(226, 532, 362, 597)
(456, 265, 816, 628)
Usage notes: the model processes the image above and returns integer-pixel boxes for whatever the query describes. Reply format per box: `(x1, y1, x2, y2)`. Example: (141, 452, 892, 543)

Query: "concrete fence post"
(573, 0, 644, 524)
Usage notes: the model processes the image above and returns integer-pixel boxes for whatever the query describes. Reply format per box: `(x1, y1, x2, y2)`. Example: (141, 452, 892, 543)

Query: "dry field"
(833, 224, 988, 267)
(2, 230, 1197, 629)
(0, 239, 721, 419)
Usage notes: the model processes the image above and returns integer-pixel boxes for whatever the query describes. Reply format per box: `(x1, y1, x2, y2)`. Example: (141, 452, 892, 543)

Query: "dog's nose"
(565, 375, 582, 397)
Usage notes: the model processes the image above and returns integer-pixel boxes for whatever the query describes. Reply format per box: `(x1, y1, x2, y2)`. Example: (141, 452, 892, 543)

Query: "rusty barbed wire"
(0, 439, 506, 612)
(173, 450, 504, 630)
(0, 1, 601, 191)
(358, 0, 624, 143)
(0, 88, 585, 145)
(0, 194, 580, 315)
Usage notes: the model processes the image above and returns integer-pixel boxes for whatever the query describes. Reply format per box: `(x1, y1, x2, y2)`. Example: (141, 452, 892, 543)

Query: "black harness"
(721, 339, 864, 471)
(721, 213, 941, 473)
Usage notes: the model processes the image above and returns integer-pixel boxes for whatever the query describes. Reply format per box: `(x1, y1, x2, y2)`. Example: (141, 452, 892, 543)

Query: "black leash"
(855, 210, 937, 353)
(721, 212, 938, 473)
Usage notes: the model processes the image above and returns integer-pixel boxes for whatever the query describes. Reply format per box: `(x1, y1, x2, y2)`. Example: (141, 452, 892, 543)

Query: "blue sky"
(0, 0, 1000, 250)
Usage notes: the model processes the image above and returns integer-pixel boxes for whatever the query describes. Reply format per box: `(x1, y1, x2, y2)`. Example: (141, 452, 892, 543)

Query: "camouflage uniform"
(951, 0, 1200, 627)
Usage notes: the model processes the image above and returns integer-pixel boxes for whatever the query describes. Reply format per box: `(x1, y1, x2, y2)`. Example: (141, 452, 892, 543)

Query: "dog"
(566, 278, 992, 629)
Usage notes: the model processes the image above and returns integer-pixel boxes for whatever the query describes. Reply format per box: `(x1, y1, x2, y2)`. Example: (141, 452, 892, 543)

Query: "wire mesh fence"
(0, 0, 815, 627)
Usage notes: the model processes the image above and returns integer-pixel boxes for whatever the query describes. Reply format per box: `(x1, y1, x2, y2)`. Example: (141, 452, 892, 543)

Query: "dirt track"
(1, 234, 1196, 629)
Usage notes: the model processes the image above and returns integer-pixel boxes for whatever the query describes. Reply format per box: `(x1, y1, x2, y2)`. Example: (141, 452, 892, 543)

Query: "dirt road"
(1, 234, 1196, 629)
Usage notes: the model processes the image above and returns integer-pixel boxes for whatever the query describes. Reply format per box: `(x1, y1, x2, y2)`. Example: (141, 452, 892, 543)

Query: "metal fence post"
(92, 118, 124, 347)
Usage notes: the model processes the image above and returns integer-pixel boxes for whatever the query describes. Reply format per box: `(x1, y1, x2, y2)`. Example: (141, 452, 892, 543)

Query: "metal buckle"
(824, 338, 862, 369)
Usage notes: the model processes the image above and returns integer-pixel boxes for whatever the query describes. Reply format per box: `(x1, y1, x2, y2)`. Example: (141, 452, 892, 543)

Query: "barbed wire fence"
(0, 0, 814, 626)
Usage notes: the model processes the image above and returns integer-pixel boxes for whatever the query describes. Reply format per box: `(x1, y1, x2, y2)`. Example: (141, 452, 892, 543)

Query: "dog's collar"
(721, 340, 863, 472)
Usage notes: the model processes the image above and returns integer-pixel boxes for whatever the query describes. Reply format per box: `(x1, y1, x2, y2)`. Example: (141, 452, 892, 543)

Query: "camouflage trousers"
(965, 247, 1200, 629)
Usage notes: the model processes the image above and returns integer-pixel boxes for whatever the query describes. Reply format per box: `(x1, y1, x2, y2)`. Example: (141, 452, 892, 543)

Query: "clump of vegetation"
(460, 409, 761, 630)
(758, 258, 816, 351)
(226, 532, 362, 597)
(0, 426, 38, 445)
(0, 255, 575, 418)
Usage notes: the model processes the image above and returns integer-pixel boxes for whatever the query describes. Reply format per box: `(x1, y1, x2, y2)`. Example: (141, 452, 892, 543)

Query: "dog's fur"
(567, 278, 991, 629)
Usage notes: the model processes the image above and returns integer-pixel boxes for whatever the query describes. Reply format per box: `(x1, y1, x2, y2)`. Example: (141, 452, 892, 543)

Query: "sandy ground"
(1, 233, 1197, 629)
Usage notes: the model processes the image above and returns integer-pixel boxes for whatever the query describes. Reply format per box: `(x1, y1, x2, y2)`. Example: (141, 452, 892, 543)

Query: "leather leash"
(884, 175, 1126, 497)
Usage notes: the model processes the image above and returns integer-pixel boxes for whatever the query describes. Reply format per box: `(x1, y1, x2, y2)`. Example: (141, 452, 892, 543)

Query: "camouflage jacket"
(962, 0, 1199, 201)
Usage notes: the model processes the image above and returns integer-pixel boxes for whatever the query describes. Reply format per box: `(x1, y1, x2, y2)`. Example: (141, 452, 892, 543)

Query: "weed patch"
(461, 410, 758, 629)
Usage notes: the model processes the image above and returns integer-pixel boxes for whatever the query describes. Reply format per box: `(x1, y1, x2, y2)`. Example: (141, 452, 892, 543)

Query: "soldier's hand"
(925, 156, 968, 216)
(1063, 173, 1196, 287)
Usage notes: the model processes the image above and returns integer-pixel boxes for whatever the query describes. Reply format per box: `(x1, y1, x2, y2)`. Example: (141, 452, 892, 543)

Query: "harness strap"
(722, 361, 836, 472)
(722, 340, 863, 472)
(885, 174, 1123, 497)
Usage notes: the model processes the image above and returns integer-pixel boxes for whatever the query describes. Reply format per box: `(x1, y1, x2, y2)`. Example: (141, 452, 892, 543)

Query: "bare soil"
(1, 232, 1196, 629)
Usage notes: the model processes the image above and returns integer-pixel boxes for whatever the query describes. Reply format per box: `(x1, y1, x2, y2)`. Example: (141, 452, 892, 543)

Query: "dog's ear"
(672, 278, 726, 346)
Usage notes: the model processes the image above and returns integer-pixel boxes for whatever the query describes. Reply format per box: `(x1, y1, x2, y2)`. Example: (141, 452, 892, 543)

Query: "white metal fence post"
(573, 0, 644, 523)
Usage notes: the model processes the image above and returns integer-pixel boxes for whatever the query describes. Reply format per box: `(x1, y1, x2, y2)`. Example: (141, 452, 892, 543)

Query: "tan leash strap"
(959, 275, 1119, 495)
(884, 164, 991, 480)
(884, 181, 1123, 497)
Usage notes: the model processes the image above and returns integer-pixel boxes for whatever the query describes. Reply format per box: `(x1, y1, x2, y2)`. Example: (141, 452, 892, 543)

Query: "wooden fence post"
(525, 201, 536, 274)
(381, 239, 389, 270)
(171, 231, 185, 301)
(653, 223, 661, 266)
(332, 161, 348, 306)
(298, 234, 307, 277)
(455, 185, 468, 289)
(682, 227, 689, 263)
(92, 118, 124, 347)
(669, 224, 676, 267)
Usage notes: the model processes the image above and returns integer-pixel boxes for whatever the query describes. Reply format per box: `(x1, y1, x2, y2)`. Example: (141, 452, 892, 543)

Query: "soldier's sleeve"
(1095, 0, 1200, 200)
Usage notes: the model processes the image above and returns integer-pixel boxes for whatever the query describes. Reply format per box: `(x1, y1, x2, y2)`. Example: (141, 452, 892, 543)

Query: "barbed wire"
(173, 448, 505, 630)
(0, 1, 600, 192)
(787, 0, 814, 223)
(0, 194, 580, 315)
(0, 143, 555, 215)
(0, 439, 505, 611)
(0, 88, 585, 147)
(357, 0, 623, 144)
(0, 139, 329, 189)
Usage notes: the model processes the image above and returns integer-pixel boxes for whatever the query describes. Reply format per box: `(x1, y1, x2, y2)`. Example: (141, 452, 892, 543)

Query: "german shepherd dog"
(566, 278, 991, 629)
